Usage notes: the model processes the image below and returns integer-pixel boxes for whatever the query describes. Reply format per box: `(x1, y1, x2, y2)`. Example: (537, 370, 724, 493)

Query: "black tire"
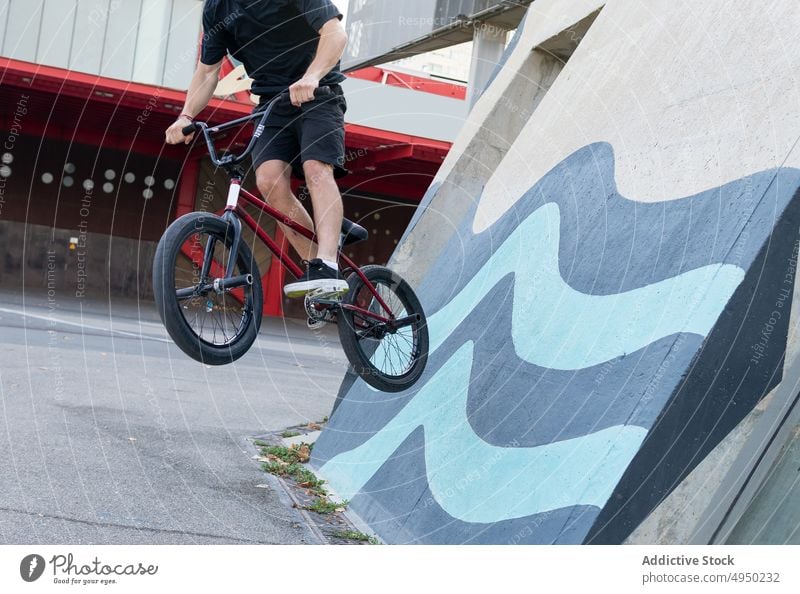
(153, 212, 263, 365)
(338, 265, 428, 392)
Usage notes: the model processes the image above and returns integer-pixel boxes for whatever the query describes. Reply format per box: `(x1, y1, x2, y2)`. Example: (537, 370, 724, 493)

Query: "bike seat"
(341, 218, 368, 246)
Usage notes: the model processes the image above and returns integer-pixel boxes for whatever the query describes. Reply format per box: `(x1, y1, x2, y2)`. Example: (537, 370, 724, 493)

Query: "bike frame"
(226, 183, 395, 324)
(184, 89, 407, 327)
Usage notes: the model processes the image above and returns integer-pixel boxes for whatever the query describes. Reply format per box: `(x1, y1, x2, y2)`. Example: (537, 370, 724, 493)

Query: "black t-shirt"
(201, 0, 345, 96)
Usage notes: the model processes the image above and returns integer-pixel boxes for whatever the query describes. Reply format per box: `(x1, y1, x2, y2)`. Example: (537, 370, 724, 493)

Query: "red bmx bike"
(152, 88, 429, 392)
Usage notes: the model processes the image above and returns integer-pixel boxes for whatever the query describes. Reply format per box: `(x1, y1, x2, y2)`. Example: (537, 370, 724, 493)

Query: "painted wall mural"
(312, 0, 800, 544)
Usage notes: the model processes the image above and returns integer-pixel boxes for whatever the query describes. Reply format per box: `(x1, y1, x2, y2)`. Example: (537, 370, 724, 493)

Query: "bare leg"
(255, 160, 315, 261)
(302, 160, 343, 263)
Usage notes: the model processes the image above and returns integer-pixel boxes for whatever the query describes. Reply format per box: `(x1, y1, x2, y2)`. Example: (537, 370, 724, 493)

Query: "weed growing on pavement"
(332, 530, 379, 544)
(281, 430, 301, 438)
(307, 498, 348, 514)
(258, 440, 345, 516)
(262, 462, 328, 496)
(261, 443, 311, 464)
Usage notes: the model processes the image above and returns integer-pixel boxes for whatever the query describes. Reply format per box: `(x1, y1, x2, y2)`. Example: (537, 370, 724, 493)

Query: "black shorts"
(251, 84, 348, 179)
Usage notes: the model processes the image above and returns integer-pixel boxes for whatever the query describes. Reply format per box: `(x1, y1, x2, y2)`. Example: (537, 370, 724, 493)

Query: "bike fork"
(199, 179, 249, 291)
(222, 179, 244, 279)
(198, 210, 243, 279)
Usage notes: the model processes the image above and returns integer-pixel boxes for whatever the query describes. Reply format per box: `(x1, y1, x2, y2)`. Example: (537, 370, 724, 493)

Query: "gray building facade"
(344, 0, 500, 69)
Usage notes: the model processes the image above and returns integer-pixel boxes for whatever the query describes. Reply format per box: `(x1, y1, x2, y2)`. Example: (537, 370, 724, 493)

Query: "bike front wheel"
(337, 265, 428, 392)
(153, 212, 263, 365)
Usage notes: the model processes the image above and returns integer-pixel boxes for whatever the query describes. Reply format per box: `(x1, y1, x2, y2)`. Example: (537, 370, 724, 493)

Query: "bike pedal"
(307, 287, 346, 302)
(306, 317, 329, 330)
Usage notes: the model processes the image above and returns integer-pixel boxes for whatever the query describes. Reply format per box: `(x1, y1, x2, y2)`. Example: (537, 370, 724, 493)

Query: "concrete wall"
(311, 0, 800, 544)
(726, 421, 800, 544)
(0, 0, 202, 89)
(0, 134, 179, 300)
(0, 221, 158, 299)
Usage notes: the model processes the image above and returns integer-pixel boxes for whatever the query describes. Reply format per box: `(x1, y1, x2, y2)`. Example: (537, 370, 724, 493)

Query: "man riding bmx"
(165, 0, 349, 298)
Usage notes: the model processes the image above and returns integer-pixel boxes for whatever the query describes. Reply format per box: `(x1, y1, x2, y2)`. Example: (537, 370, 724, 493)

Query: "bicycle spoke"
(380, 340, 395, 376)
(222, 294, 240, 335)
(173, 229, 253, 348)
(357, 278, 416, 377)
(388, 336, 406, 374)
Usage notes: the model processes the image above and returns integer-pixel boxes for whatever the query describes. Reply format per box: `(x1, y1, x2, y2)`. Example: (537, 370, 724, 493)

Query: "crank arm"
(175, 273, 253, 299)
(387, 313, 422, 331)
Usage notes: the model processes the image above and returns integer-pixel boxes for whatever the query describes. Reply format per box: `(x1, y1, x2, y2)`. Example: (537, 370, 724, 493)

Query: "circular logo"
(20, 554, 45, 582)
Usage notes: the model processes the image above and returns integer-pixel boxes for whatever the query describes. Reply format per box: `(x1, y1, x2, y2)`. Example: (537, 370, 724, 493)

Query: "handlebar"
(181, 86, 332, 169)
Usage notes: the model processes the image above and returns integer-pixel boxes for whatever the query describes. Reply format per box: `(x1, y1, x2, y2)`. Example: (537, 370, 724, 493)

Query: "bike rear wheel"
(153, 212, 263, 365)
(338, 265, 428, 392)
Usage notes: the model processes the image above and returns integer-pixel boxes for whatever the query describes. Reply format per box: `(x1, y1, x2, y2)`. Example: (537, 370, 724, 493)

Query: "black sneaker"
(284, 259, 349, 298)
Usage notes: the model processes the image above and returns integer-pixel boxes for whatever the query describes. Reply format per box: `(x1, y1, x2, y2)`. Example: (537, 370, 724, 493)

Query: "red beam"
(348, 66, 467, 100)
(345, 123, 451, 156)
(2, 58, 451, 164)
(0, 114, 188, 159)
(263, 226, 287, 317)
(176, 158, 201, 218)
(340, 173, 436, 202)
(347, 144, 415, 172)
(0, 57, 252, 124)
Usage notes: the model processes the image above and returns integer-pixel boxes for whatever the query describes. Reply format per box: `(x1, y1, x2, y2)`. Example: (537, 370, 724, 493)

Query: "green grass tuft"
(261, 460, 327, 496)
(306, 498, 348, 515)
(332, 530, 371, 542)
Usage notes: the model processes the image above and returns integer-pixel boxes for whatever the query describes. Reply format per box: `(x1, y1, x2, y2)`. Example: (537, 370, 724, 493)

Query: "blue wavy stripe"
(314, 144, 798, 539)
(321, 341, 648, 522)
(423, 202, 744, 370)
(418, 144, 790, 309)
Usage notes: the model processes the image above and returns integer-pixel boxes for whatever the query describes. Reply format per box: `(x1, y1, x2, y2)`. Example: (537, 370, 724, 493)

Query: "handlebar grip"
(182, 123, 197, 136)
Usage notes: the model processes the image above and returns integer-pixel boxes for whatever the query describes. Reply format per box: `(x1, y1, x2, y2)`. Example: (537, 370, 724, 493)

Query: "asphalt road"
(0, 289, 348, 544)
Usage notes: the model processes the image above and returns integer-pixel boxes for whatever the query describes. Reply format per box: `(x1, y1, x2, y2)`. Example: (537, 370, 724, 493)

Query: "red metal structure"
(347, 65, 467, 100)
(0, 57, 456, 317)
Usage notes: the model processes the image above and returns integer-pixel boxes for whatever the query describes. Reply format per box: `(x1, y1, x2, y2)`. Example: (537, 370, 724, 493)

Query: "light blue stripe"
(324, 202, 746, 521)
(426, 203, 745, 369)
(320, 342, 649, 522)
